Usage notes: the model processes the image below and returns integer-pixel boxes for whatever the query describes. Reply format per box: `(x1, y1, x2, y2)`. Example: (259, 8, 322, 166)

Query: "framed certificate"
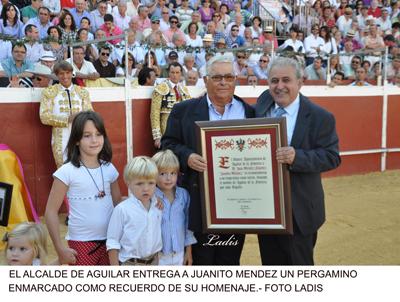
(195, 118, 292, 234)
(0, 182, 13, 226)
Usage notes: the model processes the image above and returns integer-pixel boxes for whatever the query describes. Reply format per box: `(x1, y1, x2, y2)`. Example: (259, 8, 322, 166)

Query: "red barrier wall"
(1, 90, 399, 215)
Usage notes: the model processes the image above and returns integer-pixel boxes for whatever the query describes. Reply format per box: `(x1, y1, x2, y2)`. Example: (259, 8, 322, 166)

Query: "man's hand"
(154, 138, 161, 149)
(188, 153, 207, 172)
(9, 76, 20, 87)
(276, 146, 296, 165)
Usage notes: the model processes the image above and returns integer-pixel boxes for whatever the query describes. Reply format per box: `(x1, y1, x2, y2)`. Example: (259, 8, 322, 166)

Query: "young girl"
(4, 222, 47, 266)
(107, 156, 162, 266)
(152, 150, 196, 266)
(45, 111, 121, 265)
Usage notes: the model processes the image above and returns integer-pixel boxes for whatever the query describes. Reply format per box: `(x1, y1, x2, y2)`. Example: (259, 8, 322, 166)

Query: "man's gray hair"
(184, 53, 195, 62)
(267, 56, 304, 80)
(206, 54, 234, 76)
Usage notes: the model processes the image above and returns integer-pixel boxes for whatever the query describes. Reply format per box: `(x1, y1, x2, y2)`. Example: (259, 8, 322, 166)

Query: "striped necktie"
(273, 106, 286, 117)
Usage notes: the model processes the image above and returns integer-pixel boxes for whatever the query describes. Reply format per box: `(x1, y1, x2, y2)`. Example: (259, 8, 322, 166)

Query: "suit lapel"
(191, 94, 210, 121)
(290, 95, 310, 147)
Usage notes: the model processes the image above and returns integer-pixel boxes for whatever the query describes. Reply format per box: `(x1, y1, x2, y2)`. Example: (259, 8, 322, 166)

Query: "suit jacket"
(255, 90, 341, 236)
(162, 94, 255, 232)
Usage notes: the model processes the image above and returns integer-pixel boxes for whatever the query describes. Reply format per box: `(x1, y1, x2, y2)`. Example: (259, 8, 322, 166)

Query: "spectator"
(90, 0, 107, 32)
(76, 28, 97, 63)
(250, 16, 263, 38)
(225, 13, 245, 37)
(44, 26, 67, 62)
(218, 3, 230, 28)
(99, 14, 123, 45)
(368, 0, 382, 18)
(58, 9, 77, 43)
(138, 67, 156, 86)
(185, 22, 203, 47)
(42, 0, 60, 16)
(376, 7, 392, 33)
(336, 6, 353, 36)
(329, 54, 342, 77)
(212, 11, 224, 32)
(151, 0, 172, 19)
(390, 71, 400, 87)
(9, 62, 54, 88)
(176, 0, 193, 23)
(143, 50, 162, 77)
(163, 15, 185, 43)
(195, 34, 213, 68)
(67, 46, 100, 81)
(40, 50, 57, 69)
(122, 29, 145, 64)
(21, 0, 41, 23)
(124, 0, 140, 18)
(252, 54, 269, 80)
(94, 45, 116, 77)
(134, 5, 151, 31)
(0, 39, 12, 62)
(229, 1, 253, 25)
(24, 24, 45, 63)
(1, 43, 34, 78)
(259, 25, 278, 50)
(180, 10, 205, 36)
(199, 0, 214, 24)
(25, 6, 53, 40)
(357, 5, 370, 30)
(205, 21, 225, 48)
(225, 24, 245, 48)
(185, 69, 203, 87)
(330, 71, 345, 86)
(113, 0, 130, 30)
(79, 17, 94, 40)
(280, 26, 305, 53)
(350, 66, 371, 85)
(247, 74, 258, 85)
(320, 6, 336, 29)
(343, 55, 362, 79)
(0, 3, 24, 38)
(363, 24, 385, 67)
(69, 0, 92, 28)
(233, 50, 250, 79)
(304, 24, 325, 65)
(320, 25, 338, 58)
(182, 53, 197, 75)
(116, 52, 138, 77)
(305, 56, 327, 80)
(159, 6, 170, 31)
(143, 15, 161, 39)
(127, 17, 144, 42)
(386, 55, 400, 79)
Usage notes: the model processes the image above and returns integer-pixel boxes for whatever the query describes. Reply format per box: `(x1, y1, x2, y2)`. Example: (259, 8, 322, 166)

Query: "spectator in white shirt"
(304, 24, 325, 65)
(24, 24, 44, 63)
(336, 6, 353, 36)
(67, 46, 100, 80)
(113, 0, 130, 30)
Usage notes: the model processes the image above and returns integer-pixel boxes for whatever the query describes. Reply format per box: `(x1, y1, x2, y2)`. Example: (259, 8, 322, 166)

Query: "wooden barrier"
(0, 86, 399, 215)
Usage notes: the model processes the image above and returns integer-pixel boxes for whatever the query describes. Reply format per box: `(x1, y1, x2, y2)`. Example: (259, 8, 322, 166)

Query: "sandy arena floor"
(1, 170, 399, 265)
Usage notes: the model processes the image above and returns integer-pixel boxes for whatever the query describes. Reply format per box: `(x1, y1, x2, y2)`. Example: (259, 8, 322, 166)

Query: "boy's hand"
(183, 246, 193, 265)
(156, 196, 164, 210)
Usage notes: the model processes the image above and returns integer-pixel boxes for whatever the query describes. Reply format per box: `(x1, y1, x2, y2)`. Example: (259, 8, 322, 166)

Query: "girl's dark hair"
(77, 28, 89, 40)
(121, 52, 135, 69)
(47, 26, 62, 39)
(59, 11, 77, 31)
(66, 111, 112, 167)
(320, 25, 331, 42)
(1, 3, 18, 27)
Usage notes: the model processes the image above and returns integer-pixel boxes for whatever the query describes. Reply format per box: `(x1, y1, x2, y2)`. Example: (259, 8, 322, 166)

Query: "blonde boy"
(106, 156, 162, 265)
(152, 150, 196, 265)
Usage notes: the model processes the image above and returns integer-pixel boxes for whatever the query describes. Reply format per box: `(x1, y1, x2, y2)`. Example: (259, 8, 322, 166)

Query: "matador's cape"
(0, 144, 39, 250)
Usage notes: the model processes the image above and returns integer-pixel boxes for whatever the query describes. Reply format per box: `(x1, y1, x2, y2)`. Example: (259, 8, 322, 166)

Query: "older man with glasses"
(162, 55, 255, 265)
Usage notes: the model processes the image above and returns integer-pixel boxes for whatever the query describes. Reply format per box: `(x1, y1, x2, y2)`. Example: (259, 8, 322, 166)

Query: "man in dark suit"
(162, 55, 255, 265)
(255, 56, 341, 265)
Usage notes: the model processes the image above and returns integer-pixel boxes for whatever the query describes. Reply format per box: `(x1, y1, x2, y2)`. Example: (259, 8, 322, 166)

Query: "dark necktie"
(174, 85, 181, 101)
(65, 89, 72, 110)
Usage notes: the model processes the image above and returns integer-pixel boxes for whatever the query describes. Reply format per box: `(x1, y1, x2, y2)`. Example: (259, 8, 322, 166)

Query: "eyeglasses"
(213, 14, 220, 17)
(259, 59, 268, 63)
(352, 61, 360, 64)
(170, 21, 178, 24)
(231, 29, 239, 32)
(101, 52, 110, 56)
(152, 21, 160, 24)
(237, 55, 245, 59)
(209, 74, 236, 82)
(162, 12, 169, 14)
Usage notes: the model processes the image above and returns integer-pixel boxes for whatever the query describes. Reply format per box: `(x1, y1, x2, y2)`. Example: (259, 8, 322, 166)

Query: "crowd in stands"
(0, 0, 400, 87)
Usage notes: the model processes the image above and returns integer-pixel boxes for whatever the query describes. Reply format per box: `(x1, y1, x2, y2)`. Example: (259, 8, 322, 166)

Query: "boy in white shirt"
(107, 156, 162, 265)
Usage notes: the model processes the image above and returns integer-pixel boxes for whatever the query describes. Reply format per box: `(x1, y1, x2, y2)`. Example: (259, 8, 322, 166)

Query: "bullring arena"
(1, 84, 399, 265)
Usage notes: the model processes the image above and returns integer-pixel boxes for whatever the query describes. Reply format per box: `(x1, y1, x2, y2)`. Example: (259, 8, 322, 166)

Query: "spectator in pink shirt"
(99, 14, 123, 45)
(134, 5, 151, 31)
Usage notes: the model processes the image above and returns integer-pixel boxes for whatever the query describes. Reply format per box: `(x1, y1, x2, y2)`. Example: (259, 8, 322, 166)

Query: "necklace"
(80, 161, 105, 199)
